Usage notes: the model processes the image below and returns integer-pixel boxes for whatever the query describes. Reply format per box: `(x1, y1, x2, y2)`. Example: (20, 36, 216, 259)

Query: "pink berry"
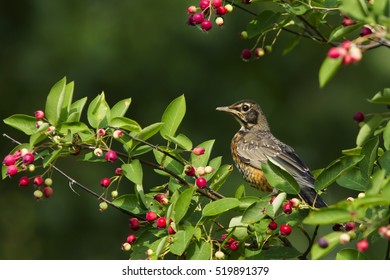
(199, 0, 210, 10)
(354, 112, 365, 122)
(192, 13, 204, 24)
(18, 176, 30, 187)
(349, 45, 362, 63)
(341, 40, 351, 50)
(129, 218, 140, 231)
(241, 48, 252, 60)
(229, 240, 239, 251)
(268, 221, 278, 230)
(345, 222, 355, 231)
(34, 110, 45, 120)
(216, 5, 227, 16)
(201, 20, 212, 31)
(126, 234, 137, 244)
(168, 226, 176, 234)
(283, 203, 293, 214)
(6, 165, 18, 176)
(328, 47, 345, 59)
(146, 211, 157, 222)
(3, 155, 16, 166)
(289, 198, 300, 208)
(154, 193, 168, 205)
(100, 177, 111, 188)
(43, 186, 54, 198)
(113, 129, 123, 139)
(22, 153, 35, 164)
(342, 15, 355, 27)
(187, 15, 196, 26)
(212, 0, 222, 8)
(105, 150, 117, 163)
(115, 167, 123, 176)
(356, 239, 369, 252)
(97, 128, 106, 136)
(196, 177, 207, 188)
(193, 146, 205, 155)
(157, 217, 167, 228)
(33, 176, 44, 187)
(317, 237, 329, 248)
(187, 5, 197, 14)
(184, 165, 196, 176)
(360, 26, 373, 36)
(280, 224, 292, 236)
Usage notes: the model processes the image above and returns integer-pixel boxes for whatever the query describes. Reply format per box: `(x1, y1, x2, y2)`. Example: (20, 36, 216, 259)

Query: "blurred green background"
(1, 1, 389, 259)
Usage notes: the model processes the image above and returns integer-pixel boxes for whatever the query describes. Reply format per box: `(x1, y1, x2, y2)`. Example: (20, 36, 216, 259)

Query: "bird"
(216, 100, 327, 208)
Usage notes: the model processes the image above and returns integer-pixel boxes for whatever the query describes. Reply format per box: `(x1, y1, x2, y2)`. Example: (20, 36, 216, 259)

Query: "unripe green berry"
(99, 201, 108, 212)
(34, 190, 43, 200)
(111, 190, 119, 198)
(121, 242, 131, 251)
(44, 178, 53, 186)
(145, 249, 154, 256)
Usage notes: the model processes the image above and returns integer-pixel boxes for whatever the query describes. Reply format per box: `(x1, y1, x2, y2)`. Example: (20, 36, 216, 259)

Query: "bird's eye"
(242, 104, 250, 112)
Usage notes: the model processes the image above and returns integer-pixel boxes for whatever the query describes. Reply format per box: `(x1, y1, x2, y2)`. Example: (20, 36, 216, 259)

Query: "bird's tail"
(299, 187, 327, 208)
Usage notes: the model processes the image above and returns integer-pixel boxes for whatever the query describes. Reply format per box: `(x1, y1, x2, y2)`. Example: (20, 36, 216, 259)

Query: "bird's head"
(216, 100, 270, 131)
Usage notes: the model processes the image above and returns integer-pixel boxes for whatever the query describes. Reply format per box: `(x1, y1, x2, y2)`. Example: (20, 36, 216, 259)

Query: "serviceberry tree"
(2, 0, 390, 260)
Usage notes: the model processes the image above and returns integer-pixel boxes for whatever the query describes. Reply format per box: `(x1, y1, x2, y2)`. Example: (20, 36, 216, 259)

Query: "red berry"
(115, 167, 123, 176)
(192, 146, 205, 155)
(3, 155, 16, 166)
(216, 6, 227, 16)
(341, 40, 352, 50)
(34, 110, 45, 120)
(168, 226, 176, 234)
(146, 211, 157, 222)
(242, 0, 251, 4)
(105, 150, 117, 163)
(129, 218, 140, 231)
(187, 15, 196, 26)
(192, 13, 204, 24)
(18, 176, 30, 187)
(199, 0, 210, 10)
(221, 234, 227, 240)
(280, 224, 292, 236)
(185, 165, 196, 176)
(229, 240, 239, 251)
(33, 176, 44, 187)
(356, 239, 369, 252)
(100, 177, 111, 188)
(360, 26, 373, 37)
(241, 48, 252, 60)
(283, 203, 293, 214)
(126, 234, 137, 244)
(157, 217, 167, 228)
(353, 112, 365, 122)
(6, 165, 18, 176)
(201, 20, 213, 31)
(212, 0, 222, 8)
(154, 193, 168, 205)
(268, 221, 278, 230)
(345, 222, 355, 231)
(22, 153, 35, 164)
(342, 15, 355, 27)
(43, 186, 54, 198)
(328, 47, 345, 59)
(196, 177, 207, 188)
(317, 237, 329, 248)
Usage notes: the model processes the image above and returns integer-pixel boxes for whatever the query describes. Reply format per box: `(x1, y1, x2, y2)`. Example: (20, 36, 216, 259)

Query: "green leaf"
(336, 248, 367, 260)
(356, 115, 383, 146)
(87, 92, 110, 129)
(165, 133, 193, 150)
(42, 148, 63, 168)
(67, 97, 87, 122)
(311, 232, 343, 260)
(109, 116, 141, 132)
(269, 192, 286, 217)
(190, 140, 215, 168)
(366, 169, 388, 195)
(204, 156, 222, 181)
(284, 2, 310, 15)
(261, 160, 300, 194)
(373, 0, 389, 17)
(57, 122, 89, 135)
(247, 11, 281, 39)
(229, 216, 249, 240)
(379, 150, 390, 175)
(153, 149, 184, 176)
(339, 0, 369, 21)
(351, 195, 390, 207)
(45, 77, 67, 126)
(336, 167, 369, 191)
(134, 122, 163, 140)
(238, 196, 260, 210)
(383, 120, 390, 150)
(235, 184, 246, 199)
(314, 155, 365, 191)
(172, 187, 195, 224)
(3, 114, 38, 135)
(328, 23, 364, 42)
(359, 136, 379, 177)
(160, 95, 186, 139)
(29, 132, 48, 146)
(319, 57, 342, 88)
(241, 200, 268, 224)
(122, 160, 143, 185)
(303, 207, 353, 225)
(169, 226, 195, 256)
(368, 88, 390, 104)
(110, 98, 131, 120)
(282, 36, 300, 56)
(187, 241, 211, 260)
(203, 198, 241, 216)
(112, 194, 144, 214)
(135, 184, 148, 210)
(209, 164, 233, 191)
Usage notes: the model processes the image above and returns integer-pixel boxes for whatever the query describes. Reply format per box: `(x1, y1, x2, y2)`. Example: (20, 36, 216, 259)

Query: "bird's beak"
(216, 106, 234, 114)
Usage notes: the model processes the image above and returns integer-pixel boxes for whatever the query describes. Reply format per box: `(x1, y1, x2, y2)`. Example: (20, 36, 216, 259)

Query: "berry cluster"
(328, 40, 362, 65)
(184, 146, 215, 189)
(187, 0, 233, 31)
(221, 234, 240, 251)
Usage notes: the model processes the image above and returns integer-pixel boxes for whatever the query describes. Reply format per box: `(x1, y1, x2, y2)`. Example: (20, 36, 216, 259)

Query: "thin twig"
(300, 225, 320, 259)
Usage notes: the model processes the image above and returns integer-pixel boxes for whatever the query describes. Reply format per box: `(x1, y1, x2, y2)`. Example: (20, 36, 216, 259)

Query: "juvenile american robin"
(216, 100, 327, 208)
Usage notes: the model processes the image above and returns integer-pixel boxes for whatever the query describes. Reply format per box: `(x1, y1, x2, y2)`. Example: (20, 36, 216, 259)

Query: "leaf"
(3, 114, 38, 135)
(383, 120, 390, 150)
(165, 133, 193, 150)
(359, 136, 379, 178)
(356, 115, 383, 146)
(314, 155, 365, 191)
(187, 241, 211, 260)
(172, 187, 195, 224)
(110, 98, 131, 120)
(190, 140, 215, 168)
(160, 95, 186, 139)
(229, 216, 249, 240)
(339, 0, 369, 21)
(238, 196, 260, 210)
(261, 160, 300, 194)
(336, 167, 369, 191)
(67, 97, 88, 122)
(42, 148, 63, 168)
(269, 192, 286, 216)
(336, 248, 367, 260)
(112, 194, 144, 214)
(311, 232, 343, 260)
(328, 23, 364, 42)
(368, 88, 390, 104)
(373, 0, 389, 16)
(303, 207, 353, 225)
(202, 198, 241, 216)
(134, 122, 163, 141)
(153, 149, 184, 176)
(282, 36, 300, 56)
(235, 184, 246, 199)
(379, 150, 390, 175)
(209, 164, 233, 191)
(366, 169, 388, 195)
(57, 122, 90, 135)
(169, 226, 195, 256)
(204, 156, 222, 181)
(29, 132, 48, 146)
(87, 92, 110, 129)
(241, 200, 268, 224)
(109, 117, 141, 132)
(122, 160, 143, 185)
(247, 11, 281, 39)
(45, 77, 67, 126)
(319, 57, 342, 88)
